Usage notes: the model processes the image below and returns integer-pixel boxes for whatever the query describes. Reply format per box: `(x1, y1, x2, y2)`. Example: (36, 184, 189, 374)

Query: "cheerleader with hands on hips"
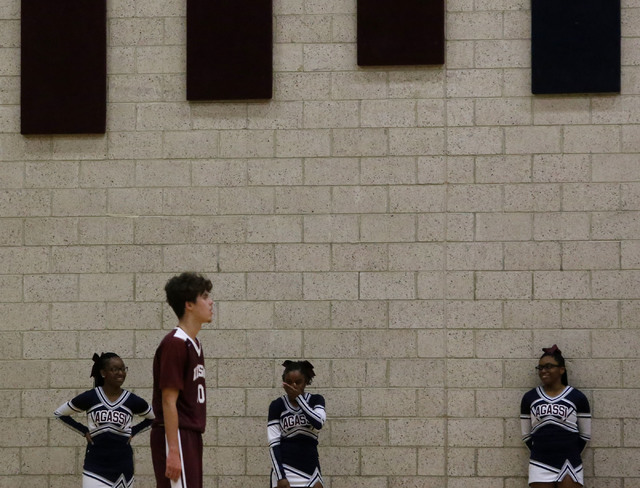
(54, 352, 154, 488)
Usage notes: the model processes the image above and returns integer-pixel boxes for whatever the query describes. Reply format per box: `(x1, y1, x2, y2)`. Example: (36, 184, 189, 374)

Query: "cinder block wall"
(1, 0, 639, 486)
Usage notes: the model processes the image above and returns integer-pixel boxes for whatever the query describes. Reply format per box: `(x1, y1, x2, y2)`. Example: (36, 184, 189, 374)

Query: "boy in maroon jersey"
(151, 272, 213, 488)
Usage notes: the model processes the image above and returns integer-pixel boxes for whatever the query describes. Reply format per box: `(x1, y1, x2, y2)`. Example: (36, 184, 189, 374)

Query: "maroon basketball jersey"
(152, 327, 206, 432)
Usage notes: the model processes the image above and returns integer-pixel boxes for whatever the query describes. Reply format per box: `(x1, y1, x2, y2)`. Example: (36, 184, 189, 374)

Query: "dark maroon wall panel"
(532, 0, 620, 94)
(187, 0, 272, 100)
(357, 0, 444, 66)
(21, 0, 106, 134)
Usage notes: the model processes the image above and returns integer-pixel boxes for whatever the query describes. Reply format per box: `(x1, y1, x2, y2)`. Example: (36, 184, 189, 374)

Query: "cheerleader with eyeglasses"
(521, 345, 591, 488)
(54, 353, 154, 488)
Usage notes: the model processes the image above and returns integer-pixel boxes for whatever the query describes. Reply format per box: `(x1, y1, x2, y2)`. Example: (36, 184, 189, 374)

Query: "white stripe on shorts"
(166, 431, 187, 488)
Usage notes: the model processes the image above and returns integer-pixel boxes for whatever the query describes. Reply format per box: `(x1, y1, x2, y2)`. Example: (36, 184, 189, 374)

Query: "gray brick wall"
(1, 0, 639, 486)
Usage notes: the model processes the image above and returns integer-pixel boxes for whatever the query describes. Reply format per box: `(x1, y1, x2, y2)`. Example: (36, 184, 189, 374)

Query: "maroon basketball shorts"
(151, 427, 203, 488)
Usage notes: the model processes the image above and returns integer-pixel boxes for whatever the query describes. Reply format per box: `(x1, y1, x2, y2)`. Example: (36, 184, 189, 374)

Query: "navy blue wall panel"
(532, 0, 620, 94)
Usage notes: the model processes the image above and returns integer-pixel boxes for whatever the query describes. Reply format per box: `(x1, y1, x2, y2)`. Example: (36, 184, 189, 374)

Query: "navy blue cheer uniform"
(268, 392, 326, 487)
(55, 387, 154, 488)
(521, 385, 591, 485)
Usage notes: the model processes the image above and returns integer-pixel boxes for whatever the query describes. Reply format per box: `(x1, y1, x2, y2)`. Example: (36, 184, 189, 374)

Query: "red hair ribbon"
(542, 344, 561, 355)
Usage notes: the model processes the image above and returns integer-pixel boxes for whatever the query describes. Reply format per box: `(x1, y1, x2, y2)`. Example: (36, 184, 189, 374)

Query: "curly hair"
(165, 272, 213, 319)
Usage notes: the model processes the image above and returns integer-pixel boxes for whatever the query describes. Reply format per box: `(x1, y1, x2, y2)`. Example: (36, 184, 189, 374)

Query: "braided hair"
(281, 360, 316, 385)
(540, 344, 568, 386)
(90, 352, 120, 388)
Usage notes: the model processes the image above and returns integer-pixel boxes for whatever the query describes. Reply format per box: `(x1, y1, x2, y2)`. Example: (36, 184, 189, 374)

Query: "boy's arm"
(162, 388, 182, 482)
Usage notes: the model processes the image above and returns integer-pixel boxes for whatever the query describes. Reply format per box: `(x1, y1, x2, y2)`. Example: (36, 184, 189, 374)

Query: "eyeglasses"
(535, 364, 559, 371)
(108, 367, 128, 374)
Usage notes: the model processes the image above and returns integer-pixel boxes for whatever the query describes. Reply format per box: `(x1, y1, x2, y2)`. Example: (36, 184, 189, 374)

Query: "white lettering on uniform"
(282, 414, 308, 428)
(91, 410, 130, 426)
(532, 403, 569, 418)
(193, 364, 206, 381)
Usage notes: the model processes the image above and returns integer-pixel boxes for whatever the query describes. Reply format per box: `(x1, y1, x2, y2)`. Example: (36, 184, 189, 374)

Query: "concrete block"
(304, 157, 359, 185)
(447, 359, 503, 387)
(304, 272, 358, 300)
(331, 419, 387, 446)
(276, 186, 331, 214)
(593, 271, 640, 299)
(448, 418, 504, 447)
(331, 301, 387, 329)
(390, 300, 444, 329)
(447, 330, 475, 357)
(390, 419, 445, 446)
(216, 301, 270, 331)
(332, 186, 388, 213)
(446, 69, 502, 98)
(446, 301, 502, 329)
(447, 243, 503, 271)
(362, 100, 417, 128)
(247, 215, 302, 243)
(361, 330, 416, 358)
(476, 272, 532, 299)
(505, 126, 561, 154)
(534, 213, 590, 241)
(303, 330, 359, 358)
(564, 126, 621, 154)
(533, 97, 591, 125)
(504, 300, 560, 329)
(447, 185, 502, 212)
(476, 330, 533, 357)
(389, 70, 444, 99)
(446, 127, 502, 155)
(360, 272, 416, 300)
(476, 213, 532, 241)
(534, 271, 591, 299)
(275, 301, 330, 329)
(390, 185, 445, 213)
(362, 447, 418, 475)
(360, 214, 416, 242)
(362, 157, 416, 185)
(476, 155, 532, 183)
(593, 154, 640, 182)
(447, 11, 503, 40)
(390, 358, 444, 387)
(417, 214, 447, 242)
(475, 98, 532, 126)
(247, 273, 302, 300)
(475, 40, 529, 68)
(332, 244, 387, 271)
